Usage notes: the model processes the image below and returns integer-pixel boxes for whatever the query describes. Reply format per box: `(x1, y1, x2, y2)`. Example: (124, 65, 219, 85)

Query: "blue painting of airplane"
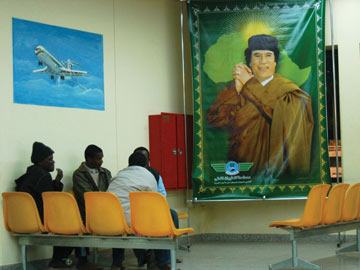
(13, 18, 104, 110)
(33, 46, 88, 79)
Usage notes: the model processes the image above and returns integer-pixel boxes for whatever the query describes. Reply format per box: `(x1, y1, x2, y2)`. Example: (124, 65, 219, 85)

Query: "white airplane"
(33, 45, 87, 80)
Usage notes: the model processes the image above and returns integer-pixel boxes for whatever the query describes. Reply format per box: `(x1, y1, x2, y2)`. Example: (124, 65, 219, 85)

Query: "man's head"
(31, 142, 55, 172)
(85, 144, 103, 169)
(245, 34, 279, 82)
(128, 152, 147, 167)
(133, 146, 150, 167)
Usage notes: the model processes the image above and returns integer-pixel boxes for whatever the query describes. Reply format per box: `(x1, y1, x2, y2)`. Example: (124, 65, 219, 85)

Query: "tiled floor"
(98, 240, 360, 270)
(17, 239, 360, 270)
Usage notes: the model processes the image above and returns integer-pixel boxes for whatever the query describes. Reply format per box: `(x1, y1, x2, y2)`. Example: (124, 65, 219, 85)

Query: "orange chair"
(269, 184, 331, 228)
(2, 192, 46, 233)
(177, 212, 188, 220)
(84, 192, 132, 236)
(42, 192, 87, 235)
(129, 191, 194, 237)
(322, 183, 350, 225)
(341, 183, 360, 222)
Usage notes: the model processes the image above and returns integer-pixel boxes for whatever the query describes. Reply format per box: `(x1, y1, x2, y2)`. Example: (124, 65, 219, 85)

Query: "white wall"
(0, 0, 189, 266)
(1, 0, 360, 267)
(325, 0, 360, 184)
(0, 0, 119, 265)
(114, 0, 186, 167)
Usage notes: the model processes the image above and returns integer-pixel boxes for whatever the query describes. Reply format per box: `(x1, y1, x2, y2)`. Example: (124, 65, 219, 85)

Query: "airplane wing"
(59, 67, 87, 77)
(33, 66, 48, 73)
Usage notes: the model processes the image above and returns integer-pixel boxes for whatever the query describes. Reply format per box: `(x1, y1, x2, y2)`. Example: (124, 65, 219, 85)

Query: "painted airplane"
(33, 45, 87, 80)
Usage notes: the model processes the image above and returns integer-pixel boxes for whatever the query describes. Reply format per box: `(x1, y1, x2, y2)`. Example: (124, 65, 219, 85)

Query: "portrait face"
(250, 50, 276, 82)
(38, 154, 55, 172)
(87, 152, 104, 169)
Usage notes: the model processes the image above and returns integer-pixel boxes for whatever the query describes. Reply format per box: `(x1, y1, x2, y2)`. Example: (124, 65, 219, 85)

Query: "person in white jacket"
(108, 152, 172, 270)
(108, 152, 158, 225)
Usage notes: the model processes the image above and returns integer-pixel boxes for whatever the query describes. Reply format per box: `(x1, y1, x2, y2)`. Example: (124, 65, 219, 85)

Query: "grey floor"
(97, 240, 360, 270)
(14, 239, 360, 270)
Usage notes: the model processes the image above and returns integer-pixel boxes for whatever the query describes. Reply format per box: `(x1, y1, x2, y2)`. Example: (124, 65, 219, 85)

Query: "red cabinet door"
(149, 115, 162, 173)
(149, 113, 193, 190)
(160, 113, 178, 189)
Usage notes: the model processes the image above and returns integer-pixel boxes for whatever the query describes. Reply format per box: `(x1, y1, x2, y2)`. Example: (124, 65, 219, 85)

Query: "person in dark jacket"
(15, 142, 72, 269)
(72, 145, 113, 270)
(73, 145, 111, 222)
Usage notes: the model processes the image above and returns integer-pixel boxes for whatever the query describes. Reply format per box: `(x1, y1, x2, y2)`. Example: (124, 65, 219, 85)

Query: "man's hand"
(233, 63, 253, 94)
(55, 168, 63, 182)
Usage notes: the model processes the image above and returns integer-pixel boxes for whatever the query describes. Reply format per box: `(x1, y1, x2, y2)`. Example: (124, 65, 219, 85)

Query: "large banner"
(188, 0, 331, 200)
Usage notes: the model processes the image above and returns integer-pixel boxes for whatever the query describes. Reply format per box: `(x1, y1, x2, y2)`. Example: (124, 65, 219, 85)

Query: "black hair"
(84, 144, 103, 160)
(128, 152, 147, 167)
(244, 34, 280, 66)
(133, 146, 149, 155)
(133, 146, 150, 162)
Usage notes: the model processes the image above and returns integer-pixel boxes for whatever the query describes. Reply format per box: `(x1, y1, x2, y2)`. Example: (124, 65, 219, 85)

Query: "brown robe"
(207, 74, 314, 176)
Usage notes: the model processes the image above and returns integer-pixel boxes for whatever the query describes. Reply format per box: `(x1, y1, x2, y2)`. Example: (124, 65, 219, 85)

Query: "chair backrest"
(130, 191, 176, 237)
(84, 192, 131, 236)
(301, 184, 330, 227)
(322, 183, 350, 225)
(2, 192, 45, 233)
(342, 183, 360, 222)
(42, 192, 86, 235)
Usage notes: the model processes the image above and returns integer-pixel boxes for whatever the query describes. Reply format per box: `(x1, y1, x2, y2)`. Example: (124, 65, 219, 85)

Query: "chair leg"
(21, 245, 27, 270)
(177, 235, 191, 251)
(93, 248, 99, 264)
(269, 258, 321, 270)
(269, 239, 320, 270)
(186, 234, 191, 252)
(337, 228, 360, 254)
(291, 239, 298, 266)
(170, 248, 176, 270)
(337, 232, 343, 248)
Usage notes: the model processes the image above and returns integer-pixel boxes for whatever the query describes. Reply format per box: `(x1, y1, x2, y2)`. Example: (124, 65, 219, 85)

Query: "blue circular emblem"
(226, 161, 239, 175)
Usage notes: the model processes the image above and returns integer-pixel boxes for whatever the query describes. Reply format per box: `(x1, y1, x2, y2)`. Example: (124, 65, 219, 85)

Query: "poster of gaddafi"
(188, 0, 331, 200)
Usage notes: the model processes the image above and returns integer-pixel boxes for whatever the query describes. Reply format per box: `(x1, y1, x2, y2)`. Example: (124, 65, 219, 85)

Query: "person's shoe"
(111, 265, 125, 270)
(48, 258, 73, 269)
(156, 265, 180, 270)
(76, 261, 103, 270)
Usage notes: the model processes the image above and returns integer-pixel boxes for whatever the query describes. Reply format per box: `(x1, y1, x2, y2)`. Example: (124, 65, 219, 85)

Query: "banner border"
(188, 1, 330, 199)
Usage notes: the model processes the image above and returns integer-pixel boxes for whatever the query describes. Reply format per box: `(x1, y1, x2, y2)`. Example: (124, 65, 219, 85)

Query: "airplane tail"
(63, 59, 81, 69)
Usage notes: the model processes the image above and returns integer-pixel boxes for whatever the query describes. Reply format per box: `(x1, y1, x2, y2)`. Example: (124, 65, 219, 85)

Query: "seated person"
(73, 145, 112, 270)
(107, 152, 173, 270)
(133, 147, 179, 228)
(134, 147, 182, 267)
(15, 142, 73, 269)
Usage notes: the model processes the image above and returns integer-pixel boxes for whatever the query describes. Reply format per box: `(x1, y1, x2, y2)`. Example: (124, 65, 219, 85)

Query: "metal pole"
(292, 239, 298, 267)
(180, 0, 192, 235)
(329, 0, 343, 248)
(329, 0, 340, 184)
(21, 245, 27, 270)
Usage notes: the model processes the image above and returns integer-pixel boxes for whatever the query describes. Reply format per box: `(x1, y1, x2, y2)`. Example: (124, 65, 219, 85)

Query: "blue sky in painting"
(12, 18, 104, 110)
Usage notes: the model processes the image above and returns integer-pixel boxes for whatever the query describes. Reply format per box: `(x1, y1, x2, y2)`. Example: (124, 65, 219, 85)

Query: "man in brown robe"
(207, 34, 314, 178)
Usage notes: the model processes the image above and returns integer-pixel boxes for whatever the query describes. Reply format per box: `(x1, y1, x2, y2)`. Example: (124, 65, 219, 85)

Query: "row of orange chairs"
(2, 191, 194, 238)
(269, 183, 360, 229)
